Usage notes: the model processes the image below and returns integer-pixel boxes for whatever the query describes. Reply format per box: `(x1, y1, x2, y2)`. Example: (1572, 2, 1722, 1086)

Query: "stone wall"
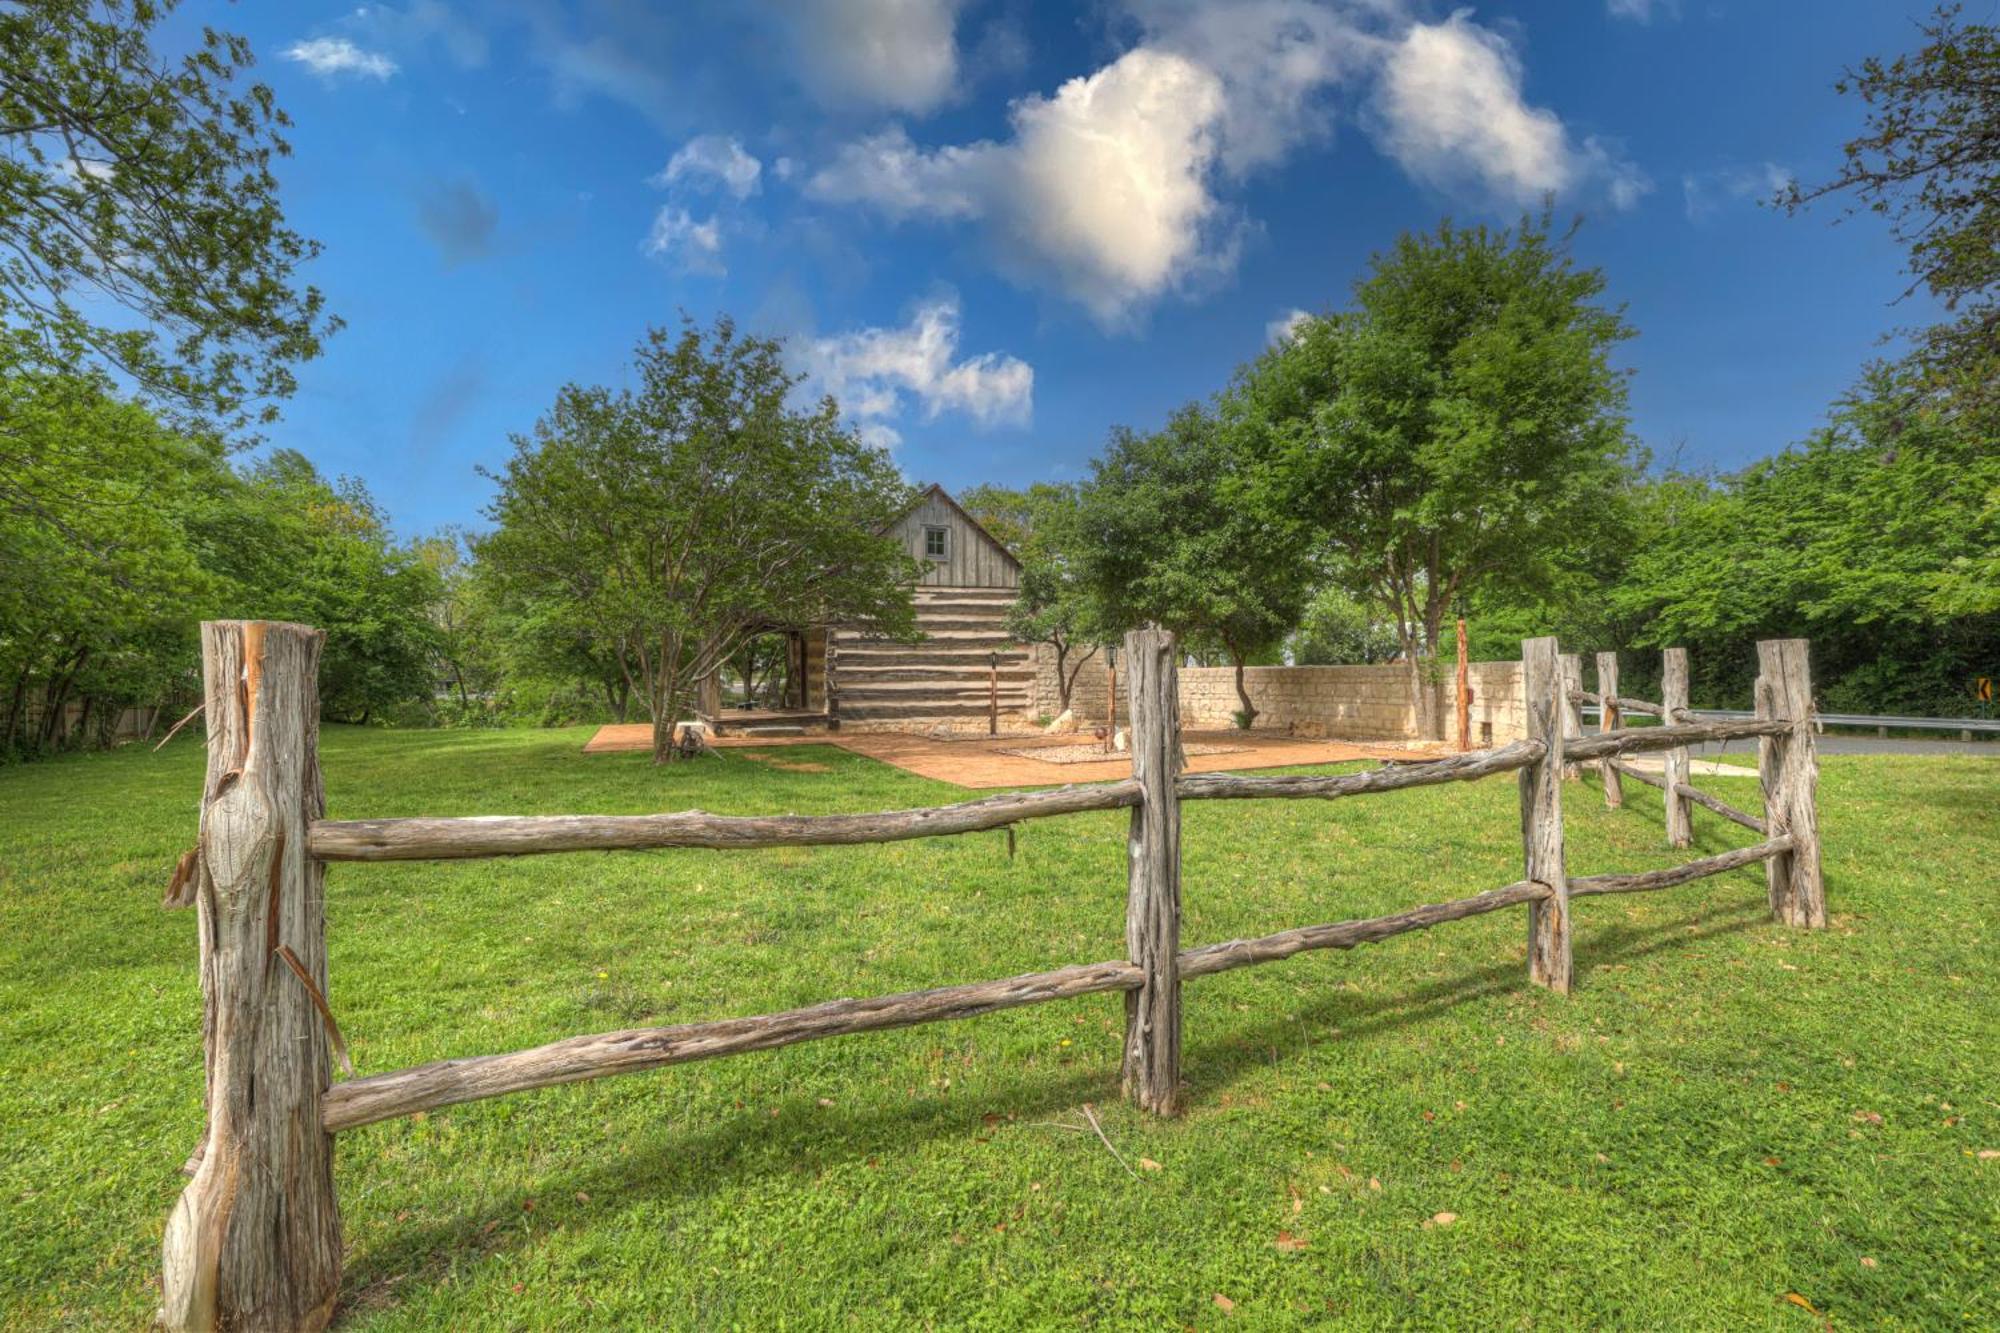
(1030, 642, 1529, 745)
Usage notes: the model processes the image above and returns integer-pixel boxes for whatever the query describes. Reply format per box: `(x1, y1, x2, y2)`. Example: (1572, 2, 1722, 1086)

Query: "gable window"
(923, 525, 950, 561)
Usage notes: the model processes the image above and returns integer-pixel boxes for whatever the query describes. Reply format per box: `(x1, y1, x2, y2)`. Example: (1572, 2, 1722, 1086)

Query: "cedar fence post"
(161, 622, 341, 1332)
(1455, 618, 1470, 752)
(1520, 637, 1571, 993)
(1597, 651, 1622, 809)
(1122, 625, 1183, 1114)
(1558, 652, 1584, 780)
(1662, 647, 1692, 849)
(1756, 639, 1826, 928)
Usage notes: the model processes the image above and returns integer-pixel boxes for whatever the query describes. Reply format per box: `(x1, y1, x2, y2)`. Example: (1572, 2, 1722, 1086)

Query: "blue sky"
(170, 1, 1943, 537)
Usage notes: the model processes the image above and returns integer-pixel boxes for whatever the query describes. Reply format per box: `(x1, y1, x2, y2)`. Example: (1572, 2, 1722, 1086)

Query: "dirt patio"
(582, 723, 1437, 790)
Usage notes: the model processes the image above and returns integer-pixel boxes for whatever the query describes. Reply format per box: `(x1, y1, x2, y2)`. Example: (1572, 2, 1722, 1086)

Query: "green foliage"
(1784, 4, 1999, 433)
(1289, 587, 1401, 665)
(1604, 367, 1999, 713)
(0, 372, 444, 755)
(479, 317, 921, 759)
(2, 731, 1995, 1326)
(0, 0, 334, 435)
(1230, 213, 1638, 680)
(961, 482, 1106, 711)
(1078, 403, 1311, 723)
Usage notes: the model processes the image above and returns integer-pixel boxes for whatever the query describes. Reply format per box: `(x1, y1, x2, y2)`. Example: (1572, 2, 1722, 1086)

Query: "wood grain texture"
(1519, 637, 1571, 993)
(1757, 639, 1826, 927)
(161, 622, 340, 1332)
(323, 958, 1144, 1133)
(1662, 647, 1693, 849)
(1674, 782, 1767, 834)
(1597, 652, 1622, 809)
(309, 780, 1141, 861)
(1175, 738, 1544, 802)
(1179, 880, 1552, 979)
(1568, 690, 1666, 718)
(1563, 718, 1789, 764)
(1120, 627, 1183, 1116)
(1609, 760, 1667, 792)
(1558, 653, 1585, 781)
(1569, 836, 1793, 897)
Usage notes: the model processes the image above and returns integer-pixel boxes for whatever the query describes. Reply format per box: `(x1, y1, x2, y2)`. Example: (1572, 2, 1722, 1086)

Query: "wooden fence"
(157, 622, 1824, 1331)
(1565, 643, 1826, 928)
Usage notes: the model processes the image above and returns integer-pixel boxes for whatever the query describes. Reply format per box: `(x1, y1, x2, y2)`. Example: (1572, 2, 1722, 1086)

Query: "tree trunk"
(1224, 635, 1256, 727)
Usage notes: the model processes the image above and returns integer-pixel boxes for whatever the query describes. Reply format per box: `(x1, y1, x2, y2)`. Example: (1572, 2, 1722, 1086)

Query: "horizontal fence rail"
(309, 780, 1141, 861)
(159, 621, 1829, 1332)
(1583, 704, 2000, 735)
(323, 958, 1148, 1133)
(1175, 738, 1542, 802)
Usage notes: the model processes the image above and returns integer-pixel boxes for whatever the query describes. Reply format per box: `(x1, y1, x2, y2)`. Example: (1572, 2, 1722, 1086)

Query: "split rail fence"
(158, 621, 1824, 1331)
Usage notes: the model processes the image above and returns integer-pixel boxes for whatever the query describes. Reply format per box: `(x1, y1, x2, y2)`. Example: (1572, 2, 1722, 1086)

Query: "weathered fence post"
(1662, 647, 1692, 849)
(1558, 652, 1584, 780)
(1756, 639, 1825, 928)
(1122, 626, 1183, 1114)
(1597, 651, 1622, 809)
(161, 622, 342, 1332)
(1520, 637, 1571, 993)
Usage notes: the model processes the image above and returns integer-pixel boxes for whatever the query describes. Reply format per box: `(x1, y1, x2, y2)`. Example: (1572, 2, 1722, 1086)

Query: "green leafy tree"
(1783, 4, 1998, 433)
(0, 0, 334, 438)
(1289, 587, 1400, 665)
(1079, 403, 1311, 726)
(480, 317, 921, 762)
(1230, 214, 1637, 736)
(961, 482, 1106, 714)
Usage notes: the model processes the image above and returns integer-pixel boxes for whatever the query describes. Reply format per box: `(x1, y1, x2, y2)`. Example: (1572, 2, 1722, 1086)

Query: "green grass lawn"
(2, 728, 1995, 1329)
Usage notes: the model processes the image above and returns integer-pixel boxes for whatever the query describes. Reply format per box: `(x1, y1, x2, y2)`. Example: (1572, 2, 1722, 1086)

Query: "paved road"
(1690, 733, 1998, 759)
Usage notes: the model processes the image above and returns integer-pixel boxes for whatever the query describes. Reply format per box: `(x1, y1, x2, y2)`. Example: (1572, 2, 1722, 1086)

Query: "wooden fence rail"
(157, 621, 1826, 1331)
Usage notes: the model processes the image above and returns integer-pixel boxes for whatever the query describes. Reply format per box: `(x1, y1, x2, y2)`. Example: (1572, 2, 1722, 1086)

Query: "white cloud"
(1373, 15, 1646, 209)
(657, 136, 763, 199)
(803, 297, 1033, 448)
(810, 48, 1232, 325)
(1606, 0, 1679, 22)
(781, 0, 965, 114)
(1266, 307, 1312, 345)
(283, 36, 399, 81)
(1682, 161, 1792, 222)
(642, 207, 725, 275)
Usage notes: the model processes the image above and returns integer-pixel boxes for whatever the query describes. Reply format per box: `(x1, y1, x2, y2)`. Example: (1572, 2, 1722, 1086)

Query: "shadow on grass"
(337, 884, 1776, 1320)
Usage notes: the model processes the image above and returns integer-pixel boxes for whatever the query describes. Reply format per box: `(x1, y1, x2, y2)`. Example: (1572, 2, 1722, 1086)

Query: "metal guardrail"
(1583, 705, 1999, 736)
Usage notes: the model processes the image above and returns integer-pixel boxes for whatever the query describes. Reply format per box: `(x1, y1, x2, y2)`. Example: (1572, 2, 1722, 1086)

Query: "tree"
(0, 1, 334, 438)
(1289, 587, 1399, 665)
(480, 317, 921, 763)
(961, 482, 1105, 715)
(1078, 404, 1311, 726)
(1230, 214, 1637, 737)
(1607, 364, 1999, 713)
(1782, 5, 1998, 432)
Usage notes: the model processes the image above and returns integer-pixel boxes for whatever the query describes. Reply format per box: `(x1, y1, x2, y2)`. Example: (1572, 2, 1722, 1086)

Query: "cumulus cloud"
(811, 48, 1232, 325)
(803, 297, 1033, 448)
(657, 136, 763, 199)
(643, 207, 725, 274)
(416, 178, 499, 264)
(1266, 307, 1312, 345)
(1682, 161, 1792, 222)
(780, 0, 965, 114)
(1374, 14, 1645, 209)
(283, 36, 399, 81)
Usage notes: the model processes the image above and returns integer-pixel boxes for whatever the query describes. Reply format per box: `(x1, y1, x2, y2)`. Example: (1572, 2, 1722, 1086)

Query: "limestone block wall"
(1030, 643, 1529, 745)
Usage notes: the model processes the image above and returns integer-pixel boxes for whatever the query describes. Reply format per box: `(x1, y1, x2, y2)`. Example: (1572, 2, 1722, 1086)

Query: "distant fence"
(155, 622, 1825, 1331)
